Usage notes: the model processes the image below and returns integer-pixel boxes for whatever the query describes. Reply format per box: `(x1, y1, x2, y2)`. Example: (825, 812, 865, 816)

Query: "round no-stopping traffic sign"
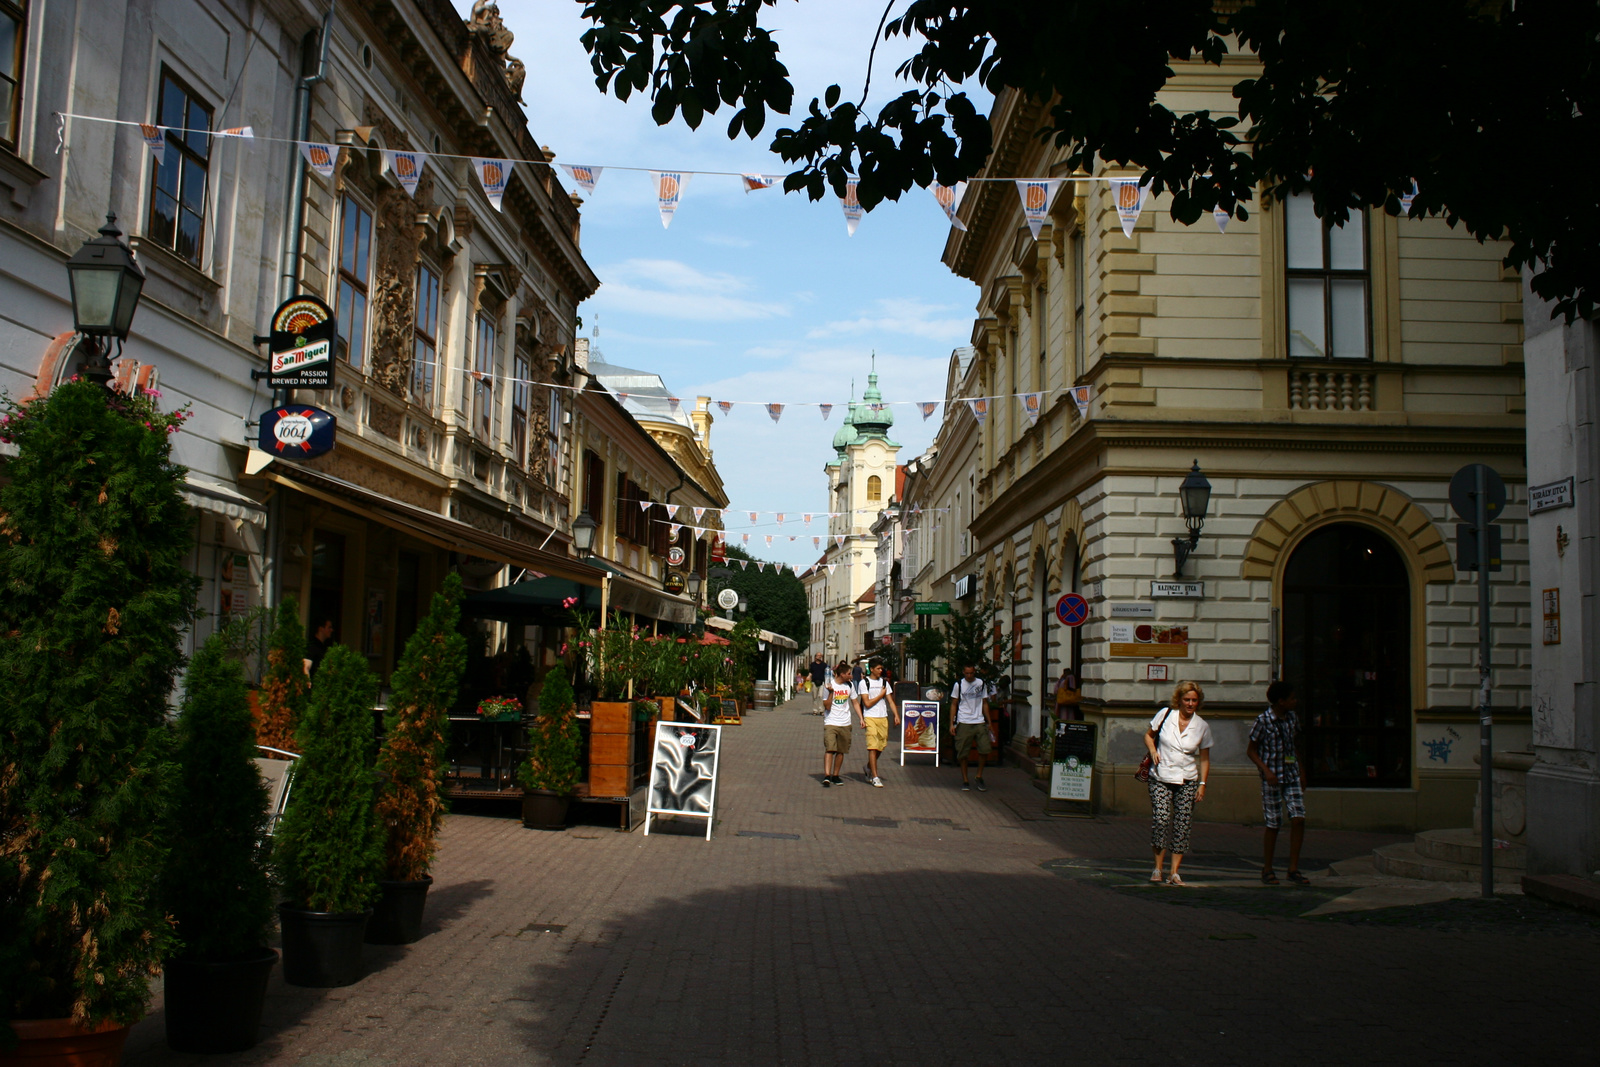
(1056, 593, 1089, 627)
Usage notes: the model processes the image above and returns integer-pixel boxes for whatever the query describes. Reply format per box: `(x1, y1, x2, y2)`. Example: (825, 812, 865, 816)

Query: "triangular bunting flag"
(560, 164, 602, 195)
(841, 179, 863, 237)
(775, 514, 785, 526)
(668, 397, 681, 415)
(741, 173, 777, 193)
(1213, 205, 1231, 233)
(966, 398, 989, 425)
(819, 404, 833, 420)
(920, 402, 938, 421)
(741, 534, 750, 544)
(1015, 179, 1065, 239)
(639, 500, 652, 512)
(828, 564, 837, 575)
(1108, 177, 1151, 238)
(932, 182, 969, 231)
(813, 537, 822, 548)
(472, 157, 510, 211)
(793, 563, 804, 575)
(385, 150, 425, 196)
(1400, 180, 1419, 216)
(739, 560, 749, 570)
(218, 126, 254, 139)
(651, 170, 691, 229)
(835, 536, 846, 548)
(301, 142, 338, 178)
(616, 391, 629, 402)
(669, 524, 682, 538)
(788, 535, 797, 542)
(748, 512, 759, 524)
(717, 400, 732, 416)
(693, 507, 706, 522)
(137, 124, 167, 163)
(803, 514, 813, 525)
(1071, 384, 1092, 419)
(767, 403, 783, 423)
(1021, 392, 1043, 426)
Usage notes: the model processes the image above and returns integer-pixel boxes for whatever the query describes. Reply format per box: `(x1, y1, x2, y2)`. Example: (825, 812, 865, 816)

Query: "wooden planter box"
(587, 701, 656, 798)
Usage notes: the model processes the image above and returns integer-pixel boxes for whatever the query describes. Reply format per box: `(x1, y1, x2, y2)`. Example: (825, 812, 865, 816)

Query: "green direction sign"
(914, 601, 952, 615)
(887, 623, 912, 634)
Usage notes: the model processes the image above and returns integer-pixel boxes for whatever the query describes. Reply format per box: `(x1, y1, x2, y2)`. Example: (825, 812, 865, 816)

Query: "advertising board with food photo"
(900, 700, 940, 766)
(1108, 621, 1189, 658)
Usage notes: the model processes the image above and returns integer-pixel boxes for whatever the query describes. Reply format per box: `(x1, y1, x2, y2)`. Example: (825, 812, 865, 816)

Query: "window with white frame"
(336, 196, 373, 369)
(1285, 191, 1370, 360)
(1, 1, 29, 150)
(473, 313, 496, 439)
(147, 68, 212, 267)
(412, 263, 439, 408)
(510, 350, 530, 467)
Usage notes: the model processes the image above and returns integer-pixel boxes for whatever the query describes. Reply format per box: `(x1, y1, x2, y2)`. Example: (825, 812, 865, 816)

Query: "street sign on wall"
(267, 294, 337, 389)
(914, 601, 952, 615)
(1055, 593, 1089, 626)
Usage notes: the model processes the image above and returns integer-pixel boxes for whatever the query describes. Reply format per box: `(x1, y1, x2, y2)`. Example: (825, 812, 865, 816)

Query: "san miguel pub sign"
(259, 406, 336, 461)
(268, 295, 337, 388)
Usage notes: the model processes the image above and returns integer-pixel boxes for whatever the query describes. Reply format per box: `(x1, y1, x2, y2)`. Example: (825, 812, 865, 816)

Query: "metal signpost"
(1449, 462, 1505, 900)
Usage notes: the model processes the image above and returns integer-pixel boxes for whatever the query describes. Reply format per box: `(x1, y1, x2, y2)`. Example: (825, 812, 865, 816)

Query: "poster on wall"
(1109, 622, 1189, 658)
(900, 701, 940, 766)
(644, 722, 723, 840)
(1047, 721, 1097, 817)
(218, 553, 252, 619)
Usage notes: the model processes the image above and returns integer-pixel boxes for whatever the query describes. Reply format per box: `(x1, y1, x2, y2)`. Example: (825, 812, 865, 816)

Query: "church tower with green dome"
(811, 360, 903, 662)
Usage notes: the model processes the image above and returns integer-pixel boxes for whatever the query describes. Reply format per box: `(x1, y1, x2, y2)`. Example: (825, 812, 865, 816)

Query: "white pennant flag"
(300, 142, 338, 178)
(920, 402, 938, 421)
(1021, 392, 1043, 426)
(803, 514, 813, 525)
(638, 500, 652, 512)
(739, 559, 749, 570)
(789, 535, 797, 542)
(819, 403, 833, 420)
(561, 164, 603, 195)
(1213, 205, 1231, 233)
(1071, 384, 1093, 419)
(748, 511, 759, 524)
(966, 398, 989, 426)
(740, 534, 750, 545)
(693, 507, 706, 521)
(1400, 180, 1419, 216)
(841, 179, 864, 236)
(137, 124, 167, 163)
(776, 513, 785, 526)
(1015, 179, 1065, 239)
(814, 536, 822, 548)
(386, 150, 425, 196)
(932, 182, 969, 231)
(1108, 178, 1151, 238)
(669, 524, 682, 538)
(218, 126, 254, 139)
(651, 170, 692, 229)
(835, 535, 846, 548)
(758, 557, 768, 567)
(668, 397, 681, 415)
(741, 173, 778, 193)
(793, 563, 805, 575)
(472, 158, 511, 211)
(767, 403, 784, 423)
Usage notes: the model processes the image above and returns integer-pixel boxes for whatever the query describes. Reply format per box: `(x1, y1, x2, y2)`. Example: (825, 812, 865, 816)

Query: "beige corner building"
(908, 79, 1530, 832)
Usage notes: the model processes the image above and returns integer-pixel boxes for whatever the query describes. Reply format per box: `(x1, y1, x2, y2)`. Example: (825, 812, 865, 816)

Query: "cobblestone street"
(126, 697, 1592, 1066)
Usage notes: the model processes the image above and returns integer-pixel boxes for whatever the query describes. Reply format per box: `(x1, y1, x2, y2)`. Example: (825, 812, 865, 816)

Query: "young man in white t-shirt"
(821, 662, 862, 787)
(947, 664, 996, 791)
(856, 661, 900, 787)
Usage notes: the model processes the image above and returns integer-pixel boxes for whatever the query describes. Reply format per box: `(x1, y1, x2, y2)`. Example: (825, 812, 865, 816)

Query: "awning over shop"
(704, 614, 799, 649)
(461, 559, 697, 627)
(254, 462, 606, 587)
(184, 474, 268, 528)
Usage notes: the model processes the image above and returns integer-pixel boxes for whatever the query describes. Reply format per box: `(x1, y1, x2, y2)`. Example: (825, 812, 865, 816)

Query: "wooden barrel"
(752, 681, 777, 709)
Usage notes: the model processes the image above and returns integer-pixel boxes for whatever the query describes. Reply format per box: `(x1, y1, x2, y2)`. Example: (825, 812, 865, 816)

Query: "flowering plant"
(1, 381, 192, 445)
(476, 695, 523, 720)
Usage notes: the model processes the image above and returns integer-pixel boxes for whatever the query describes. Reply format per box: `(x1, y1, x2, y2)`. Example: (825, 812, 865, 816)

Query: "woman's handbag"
(1135, 708, 1173, 782)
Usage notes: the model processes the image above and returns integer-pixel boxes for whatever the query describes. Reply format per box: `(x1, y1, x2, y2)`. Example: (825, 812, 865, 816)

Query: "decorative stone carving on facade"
(369, 186, 422, 396)
(304, 451, 443, 512)
(1239, 480, 1454, 583)
(367, 400, 402, 439)
(468, 1, 526, 103)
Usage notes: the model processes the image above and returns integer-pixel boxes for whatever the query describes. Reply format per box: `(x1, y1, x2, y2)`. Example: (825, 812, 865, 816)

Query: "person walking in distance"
(1144, 681, 1213, 886)
(810, 653, 829, 715)
(857, 661, 899, 787)
(948, 664, 996, 791)
(821, 662, 862, 787)
(1248, 680, 1310, 885)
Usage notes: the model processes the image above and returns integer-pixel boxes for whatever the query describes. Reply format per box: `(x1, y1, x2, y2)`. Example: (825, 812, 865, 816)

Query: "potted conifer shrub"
(272, 645, 384, 987)
(254, 595, 310, 751)
(369, 575, 467, 946)
(519, 665, 581, 830)
(0, 381, 198, 1062)
(159, 625, 277, 1053)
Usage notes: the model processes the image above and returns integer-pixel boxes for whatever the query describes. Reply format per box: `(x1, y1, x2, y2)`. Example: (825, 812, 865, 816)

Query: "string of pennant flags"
(56, 111, 1288, 239)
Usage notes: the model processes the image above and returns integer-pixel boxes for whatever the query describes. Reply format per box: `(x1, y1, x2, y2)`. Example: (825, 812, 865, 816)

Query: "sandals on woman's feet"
(1149, 868, 1164, 883)
(1286, 870, 1311, 885)
(1166, 873, 1188, 887)
(1261, 870, 1280, 885)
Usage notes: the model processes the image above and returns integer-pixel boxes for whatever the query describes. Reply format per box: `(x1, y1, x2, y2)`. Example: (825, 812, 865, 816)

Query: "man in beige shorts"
(948, 663, 996, 791)
(856, 661, 899, 787)
(821, 662, 861, 787)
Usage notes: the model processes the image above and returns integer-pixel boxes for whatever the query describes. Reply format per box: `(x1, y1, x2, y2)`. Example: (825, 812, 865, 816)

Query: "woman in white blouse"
(1144, 681, 1212, 886)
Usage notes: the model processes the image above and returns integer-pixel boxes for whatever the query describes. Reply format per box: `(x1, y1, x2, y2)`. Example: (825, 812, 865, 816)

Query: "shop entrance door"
(1282, 523, 1412, 787)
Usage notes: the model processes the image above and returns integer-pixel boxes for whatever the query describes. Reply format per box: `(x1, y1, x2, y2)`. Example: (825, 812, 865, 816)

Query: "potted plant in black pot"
(518, 664, 581, 830)
(272, 644, 384, 987)
(369, 576, 467, 945)
(0, 381, 199, 1061)
(159, 624, 277, 1053)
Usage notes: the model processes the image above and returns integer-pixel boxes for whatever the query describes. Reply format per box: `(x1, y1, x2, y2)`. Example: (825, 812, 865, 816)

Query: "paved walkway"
(127, 695, 1594, 1066)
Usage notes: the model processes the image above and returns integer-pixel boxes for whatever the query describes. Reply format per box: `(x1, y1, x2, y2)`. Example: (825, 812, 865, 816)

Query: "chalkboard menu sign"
(1047, 721, 1097, 816)
(712, 697, 741, 725)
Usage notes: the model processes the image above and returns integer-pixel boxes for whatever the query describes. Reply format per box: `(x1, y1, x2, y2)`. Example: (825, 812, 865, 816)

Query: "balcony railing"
(1289, 367, 1374, 412)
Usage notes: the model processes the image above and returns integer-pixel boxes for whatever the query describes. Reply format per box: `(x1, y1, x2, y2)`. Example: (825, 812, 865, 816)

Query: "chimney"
(691, 396, 713, 450)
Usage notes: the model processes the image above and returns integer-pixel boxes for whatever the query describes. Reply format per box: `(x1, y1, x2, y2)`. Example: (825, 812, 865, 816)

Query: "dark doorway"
(309, 531, 346, 647)
(1282, 523, 1411, 787)
(392, 552, 422, 672)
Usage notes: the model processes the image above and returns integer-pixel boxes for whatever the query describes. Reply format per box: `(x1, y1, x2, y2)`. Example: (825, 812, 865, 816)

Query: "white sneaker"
(872, 776, 884, 788)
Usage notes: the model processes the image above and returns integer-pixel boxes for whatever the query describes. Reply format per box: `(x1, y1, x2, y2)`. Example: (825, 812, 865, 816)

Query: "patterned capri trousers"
(1149, 779, 1200, 854)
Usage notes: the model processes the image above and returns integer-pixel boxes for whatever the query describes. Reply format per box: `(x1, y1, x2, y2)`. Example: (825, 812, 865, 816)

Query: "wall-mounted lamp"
(67, 214, 146, 386)
(1172, 460, 1212, 577)
(571, 511, 598, 557)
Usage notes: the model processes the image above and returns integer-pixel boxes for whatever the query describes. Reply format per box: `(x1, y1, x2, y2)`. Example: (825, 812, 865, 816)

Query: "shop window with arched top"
(867, 475, 882, 502)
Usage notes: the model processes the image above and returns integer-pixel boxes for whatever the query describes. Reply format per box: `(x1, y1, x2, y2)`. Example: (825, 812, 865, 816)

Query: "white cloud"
(591, 258, 791, 322)
(806, 297, 972, 343)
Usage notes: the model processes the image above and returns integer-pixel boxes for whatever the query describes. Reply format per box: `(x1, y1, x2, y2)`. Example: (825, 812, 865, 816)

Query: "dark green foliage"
(273, 645, 383, 913)
(255, 595, 309, 750)
(0, 381, 199, 1029)
(708, 544, 807, 643)
(162, 624, 273, 960)
(583, 1, 1600, 319)
(376, 575, 468, 881)
(519, 665, 581, 795)
(935, 601, 1013, 691)
(726, 616, 761, 701)
(903, 626, 944, 675)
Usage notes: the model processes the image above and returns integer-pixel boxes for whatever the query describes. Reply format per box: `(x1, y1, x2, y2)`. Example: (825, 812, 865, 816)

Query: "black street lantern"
(685, 570, 703, 598)
(1172, 459, 1212, 577)
(737, 591, 749, 614)
(67, 214, 145, 385)
(571, 511, 598, 556)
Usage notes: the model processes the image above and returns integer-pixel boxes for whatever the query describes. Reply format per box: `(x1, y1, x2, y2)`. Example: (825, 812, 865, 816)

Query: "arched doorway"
(1282, 523, 1411, 787)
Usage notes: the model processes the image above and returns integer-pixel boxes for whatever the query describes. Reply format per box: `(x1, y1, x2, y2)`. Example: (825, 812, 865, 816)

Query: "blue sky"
(469, 1, 987, 567)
